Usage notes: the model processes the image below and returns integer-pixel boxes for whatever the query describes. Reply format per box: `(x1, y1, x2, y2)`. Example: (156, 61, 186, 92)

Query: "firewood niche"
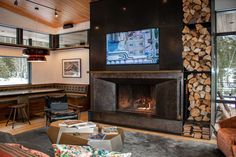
(182, 0, 212, 140)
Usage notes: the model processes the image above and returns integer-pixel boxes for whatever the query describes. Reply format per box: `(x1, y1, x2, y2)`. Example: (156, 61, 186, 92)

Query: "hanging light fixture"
(23, 7, 50, 62)
(23, 47, 50, 62)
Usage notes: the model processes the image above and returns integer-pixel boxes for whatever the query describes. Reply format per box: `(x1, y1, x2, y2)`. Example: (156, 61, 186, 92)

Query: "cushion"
(50, 102, 68, 111)
(0, 143, 49, 157)
(51, 110, 77, 116)
(45, 95, 67, 108)
(232, 145, 236, 157)
(217, 128, 236, 157)
(52, 144, 132, 157)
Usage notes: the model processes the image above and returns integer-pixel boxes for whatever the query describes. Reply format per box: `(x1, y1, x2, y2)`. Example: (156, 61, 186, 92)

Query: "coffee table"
(47, 120, 97, 145)
(47, 120, 124, 151)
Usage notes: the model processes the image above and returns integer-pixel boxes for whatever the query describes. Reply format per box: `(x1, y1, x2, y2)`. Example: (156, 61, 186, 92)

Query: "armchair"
(45, 95, 82, 126)
(217, 116, 236, 157)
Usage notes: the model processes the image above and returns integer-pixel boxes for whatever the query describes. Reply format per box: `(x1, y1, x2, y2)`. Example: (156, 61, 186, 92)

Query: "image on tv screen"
(106, 28, 159, 65)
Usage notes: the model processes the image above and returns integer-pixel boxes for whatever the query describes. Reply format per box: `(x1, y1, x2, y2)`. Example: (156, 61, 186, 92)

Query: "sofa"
(217, 116, 236, 157)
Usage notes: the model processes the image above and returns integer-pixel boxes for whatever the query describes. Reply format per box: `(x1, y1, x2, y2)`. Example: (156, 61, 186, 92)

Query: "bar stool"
(6, 103, 31, 129)
(6, 96, 30, 129)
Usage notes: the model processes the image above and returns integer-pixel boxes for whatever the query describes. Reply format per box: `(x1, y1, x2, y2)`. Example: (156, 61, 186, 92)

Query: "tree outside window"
(0, 57, 29, 85)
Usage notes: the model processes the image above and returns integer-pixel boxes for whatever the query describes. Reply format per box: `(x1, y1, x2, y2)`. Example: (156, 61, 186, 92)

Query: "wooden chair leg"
(22, 108, 31, 125)
(12, 108, 17, 129)
(6, 108, 13, 126)
(20, 108, 25, 122)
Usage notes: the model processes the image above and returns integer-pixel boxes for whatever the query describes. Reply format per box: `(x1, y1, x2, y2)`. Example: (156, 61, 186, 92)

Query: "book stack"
(60, 120, 84, 127)
(88, 133, 106, 140)
(101, 126, 119, 135)
(60, 120, 97, 129)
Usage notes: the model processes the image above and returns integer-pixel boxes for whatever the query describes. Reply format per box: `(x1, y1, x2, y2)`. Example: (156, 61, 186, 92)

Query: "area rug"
(14, 128, 224, 157)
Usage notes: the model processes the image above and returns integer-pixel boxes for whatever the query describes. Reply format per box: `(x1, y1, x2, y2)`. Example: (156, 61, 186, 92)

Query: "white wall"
(0, 46, 23, 57)
(0, 46, 90, 85)
(53, 49, 89, 84)
(32, 48, 89, 84)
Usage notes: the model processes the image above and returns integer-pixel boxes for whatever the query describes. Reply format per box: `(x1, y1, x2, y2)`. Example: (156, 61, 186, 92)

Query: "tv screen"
(106, 28, 159, 65)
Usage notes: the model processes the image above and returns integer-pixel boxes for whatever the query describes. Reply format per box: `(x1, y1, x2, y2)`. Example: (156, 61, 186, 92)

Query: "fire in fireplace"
(118, 84, 157, 115)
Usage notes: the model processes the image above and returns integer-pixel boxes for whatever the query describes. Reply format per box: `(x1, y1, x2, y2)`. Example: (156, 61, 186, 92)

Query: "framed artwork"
(62, 58, 81, 78)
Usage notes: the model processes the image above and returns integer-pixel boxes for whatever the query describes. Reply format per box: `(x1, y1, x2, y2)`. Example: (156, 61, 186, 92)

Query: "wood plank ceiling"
(0, 0, 90, 28)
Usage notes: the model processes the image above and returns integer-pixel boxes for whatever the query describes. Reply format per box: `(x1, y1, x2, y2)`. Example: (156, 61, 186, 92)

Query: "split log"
(183, 0, 211, 24)
(182, 25, 211, 72)
(187, 73, 211, 122)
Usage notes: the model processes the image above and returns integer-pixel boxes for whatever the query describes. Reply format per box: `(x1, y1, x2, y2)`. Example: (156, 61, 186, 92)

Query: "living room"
(0, 0, 235, 156)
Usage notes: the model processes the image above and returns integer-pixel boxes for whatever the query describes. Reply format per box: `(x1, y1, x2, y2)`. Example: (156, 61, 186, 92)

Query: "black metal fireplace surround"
(89, 71, 183, 134)
(89, 0, 184, 134)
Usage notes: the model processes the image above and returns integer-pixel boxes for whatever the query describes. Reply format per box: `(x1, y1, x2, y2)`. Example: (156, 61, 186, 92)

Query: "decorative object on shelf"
(62, 58, 81, 78)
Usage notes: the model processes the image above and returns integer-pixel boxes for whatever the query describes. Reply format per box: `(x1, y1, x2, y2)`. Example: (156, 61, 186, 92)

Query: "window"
(217, 35, 236, 96)
(0, 56, 29, 85)
(0, 25, 16, 44)
(59, 30, 88, 48)
(23, 30, 49, 48)
(216, 10, 236, 109)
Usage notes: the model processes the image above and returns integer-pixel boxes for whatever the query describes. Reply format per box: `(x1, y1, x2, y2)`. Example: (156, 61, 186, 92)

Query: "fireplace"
(89, 71, 184, 134)
(118, 84, 157, 115)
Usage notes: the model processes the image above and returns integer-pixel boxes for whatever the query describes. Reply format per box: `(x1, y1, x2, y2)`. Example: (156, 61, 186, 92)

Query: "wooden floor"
(0, 112, 216, 144)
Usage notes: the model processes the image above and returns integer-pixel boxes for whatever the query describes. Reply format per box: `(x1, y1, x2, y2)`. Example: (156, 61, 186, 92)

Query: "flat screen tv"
(106, 28, 159, 65)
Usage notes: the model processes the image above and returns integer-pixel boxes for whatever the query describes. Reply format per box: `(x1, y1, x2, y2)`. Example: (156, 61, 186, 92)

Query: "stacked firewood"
(182, 24, 211, 72)
(182, 0, 212, 140)
(187, 73, 211, 122)
(183, 123, 210, 139)
(183, 0, 211, 24)
(183, 123, 192, 137)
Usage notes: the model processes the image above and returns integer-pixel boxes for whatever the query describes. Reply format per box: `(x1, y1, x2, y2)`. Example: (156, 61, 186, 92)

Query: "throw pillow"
(0, 143, 49, 157)
(52, 144, 132, 157)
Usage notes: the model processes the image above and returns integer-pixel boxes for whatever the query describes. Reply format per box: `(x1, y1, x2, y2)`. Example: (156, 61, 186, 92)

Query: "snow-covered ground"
(0, 77, 28, 85)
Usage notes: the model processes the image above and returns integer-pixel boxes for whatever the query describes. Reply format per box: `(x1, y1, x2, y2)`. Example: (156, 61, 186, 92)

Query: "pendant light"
(23, 7, 50, 62)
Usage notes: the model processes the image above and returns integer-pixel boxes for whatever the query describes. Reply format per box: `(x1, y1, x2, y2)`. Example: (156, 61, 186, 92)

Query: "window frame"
(0, 55, 31, 87)
(23, 29, 50, 48)
(0, 24, 17, 45)
(58, 29, 89, 48)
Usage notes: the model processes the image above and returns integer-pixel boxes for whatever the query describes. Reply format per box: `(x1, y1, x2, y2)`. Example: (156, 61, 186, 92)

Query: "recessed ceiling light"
(162, 0, 167, 3)
(122, 7, 127, 11)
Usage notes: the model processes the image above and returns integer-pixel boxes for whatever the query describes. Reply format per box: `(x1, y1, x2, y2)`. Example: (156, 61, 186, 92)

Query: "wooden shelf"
(0, 42, 89, 51)
(185, 22, 211, 29)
